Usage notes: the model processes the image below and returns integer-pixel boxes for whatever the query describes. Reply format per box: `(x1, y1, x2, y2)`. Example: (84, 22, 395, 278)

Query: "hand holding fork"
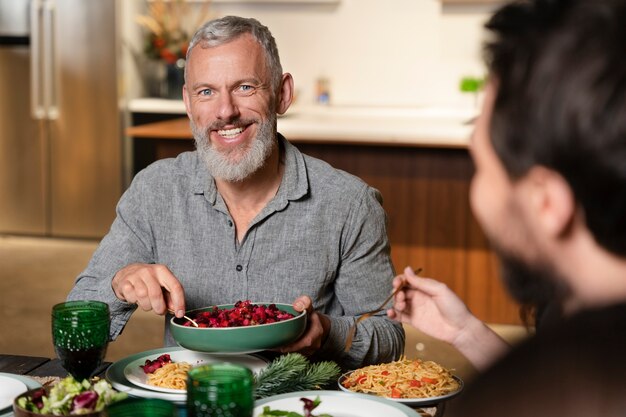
(344, 268, 422, 352)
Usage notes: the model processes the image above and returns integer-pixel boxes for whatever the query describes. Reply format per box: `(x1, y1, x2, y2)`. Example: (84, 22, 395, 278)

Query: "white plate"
(254, 390, 421, 417)
(107, 347, 267, 403)
(124, 350, 268, 394)
(338, 371, 464, 407)
(0, 375, 28, 412)
(0, 373, 41, 417)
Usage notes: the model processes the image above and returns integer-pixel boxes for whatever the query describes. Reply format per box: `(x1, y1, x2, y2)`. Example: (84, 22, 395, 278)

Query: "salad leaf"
(16, 376, 127, 415)
(258, 406, 304, 417)
(72, 391, 98, 413)
(93, 379, 127, 411)
(257, 396, 333, 417)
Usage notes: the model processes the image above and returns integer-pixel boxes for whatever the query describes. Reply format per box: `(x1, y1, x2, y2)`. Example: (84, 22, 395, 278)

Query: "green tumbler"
(186, 363, 254, 417)
(106, 398, 178, 417)
(51, 300, 110, 381)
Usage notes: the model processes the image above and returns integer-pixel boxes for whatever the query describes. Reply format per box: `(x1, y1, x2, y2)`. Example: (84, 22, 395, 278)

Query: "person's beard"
(493, 242, 570, 323)
(191, 111, 277, 182)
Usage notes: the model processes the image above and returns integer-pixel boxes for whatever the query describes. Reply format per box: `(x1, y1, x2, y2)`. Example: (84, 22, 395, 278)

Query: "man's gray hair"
(186, 16, 283, 91)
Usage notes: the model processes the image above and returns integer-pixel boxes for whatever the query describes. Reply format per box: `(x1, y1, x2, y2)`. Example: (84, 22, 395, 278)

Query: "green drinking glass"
(51, 300, 110, 381)
(186, 363, 254, 417)
(106, 398, 179, 417)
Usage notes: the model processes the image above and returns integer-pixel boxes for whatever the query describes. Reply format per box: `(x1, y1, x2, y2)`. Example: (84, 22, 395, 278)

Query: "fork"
(344, 268, 422, 352)
(168, 308, 199, 327)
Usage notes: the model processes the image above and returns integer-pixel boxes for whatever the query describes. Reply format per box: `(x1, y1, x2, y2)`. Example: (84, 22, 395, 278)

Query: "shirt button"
(236, 264, 243, 272)
(228, 220, 233, 227)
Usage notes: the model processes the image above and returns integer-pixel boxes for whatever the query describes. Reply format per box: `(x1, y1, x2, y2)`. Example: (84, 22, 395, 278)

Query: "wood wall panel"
(295, 143, 522, 325)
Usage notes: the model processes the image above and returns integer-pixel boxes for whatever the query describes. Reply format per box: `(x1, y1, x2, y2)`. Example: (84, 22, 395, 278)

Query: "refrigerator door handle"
(30, 0, 46, 120)
(43, 0, 58, 120)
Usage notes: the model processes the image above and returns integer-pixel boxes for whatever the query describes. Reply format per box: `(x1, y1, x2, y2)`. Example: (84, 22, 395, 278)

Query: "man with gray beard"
(68, 16, 404, 369)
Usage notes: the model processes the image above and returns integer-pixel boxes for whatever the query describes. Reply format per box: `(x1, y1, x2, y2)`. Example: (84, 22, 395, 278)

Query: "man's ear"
(525, 166, 576, 237)
(275, 73, 294, 115)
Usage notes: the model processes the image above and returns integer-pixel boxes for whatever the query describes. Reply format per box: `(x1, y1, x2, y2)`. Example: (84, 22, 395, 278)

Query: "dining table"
(0, 353, 447, 417)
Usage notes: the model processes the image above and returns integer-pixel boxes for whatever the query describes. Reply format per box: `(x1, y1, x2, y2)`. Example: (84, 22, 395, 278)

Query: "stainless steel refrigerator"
(0, 0, 122, 238)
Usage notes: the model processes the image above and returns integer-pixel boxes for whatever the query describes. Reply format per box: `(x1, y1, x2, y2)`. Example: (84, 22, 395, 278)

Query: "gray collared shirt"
(68, 137, 404, 368)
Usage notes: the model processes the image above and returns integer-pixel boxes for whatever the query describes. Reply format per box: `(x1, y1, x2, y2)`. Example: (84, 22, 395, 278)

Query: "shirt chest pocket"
(246, 264, 335, 306)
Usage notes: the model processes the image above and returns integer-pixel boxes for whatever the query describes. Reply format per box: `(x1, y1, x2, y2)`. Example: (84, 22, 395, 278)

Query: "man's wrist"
(318, 312, 331, 346)
(453, 316, 509, 370)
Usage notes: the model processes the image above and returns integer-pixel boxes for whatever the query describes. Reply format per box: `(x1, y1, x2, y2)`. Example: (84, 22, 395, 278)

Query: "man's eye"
(198, 89, 213, 96)
(237, 85, 255, 93)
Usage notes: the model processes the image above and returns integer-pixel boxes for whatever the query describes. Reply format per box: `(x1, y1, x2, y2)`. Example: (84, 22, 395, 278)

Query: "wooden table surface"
(0, 354, 110, 378)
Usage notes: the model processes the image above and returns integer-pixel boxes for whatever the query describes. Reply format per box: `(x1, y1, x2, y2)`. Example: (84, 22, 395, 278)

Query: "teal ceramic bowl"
(170, 303, 307, 353)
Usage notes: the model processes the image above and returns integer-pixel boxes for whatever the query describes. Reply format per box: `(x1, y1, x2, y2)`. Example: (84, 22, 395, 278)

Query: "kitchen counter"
(127, 98, 475, 148)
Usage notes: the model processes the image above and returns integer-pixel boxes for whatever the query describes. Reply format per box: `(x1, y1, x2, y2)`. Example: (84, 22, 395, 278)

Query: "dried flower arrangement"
(136, 0, 212, 65)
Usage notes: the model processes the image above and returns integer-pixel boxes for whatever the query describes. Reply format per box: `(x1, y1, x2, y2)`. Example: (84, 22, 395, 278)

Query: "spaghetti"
(341, 358, 460, 399)
(146, 361, 192, 390)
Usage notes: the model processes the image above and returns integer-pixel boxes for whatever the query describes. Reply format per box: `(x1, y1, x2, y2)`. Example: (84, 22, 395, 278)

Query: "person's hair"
(185, 16, 283, 91)
(483, 0, 626, 256)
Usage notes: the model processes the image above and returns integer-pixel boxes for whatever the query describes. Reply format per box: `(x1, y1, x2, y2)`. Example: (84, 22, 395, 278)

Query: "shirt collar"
(273, 133, 309, 209)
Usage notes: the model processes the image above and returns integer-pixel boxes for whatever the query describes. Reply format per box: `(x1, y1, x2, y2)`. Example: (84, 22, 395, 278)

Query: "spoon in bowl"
(344, 268, 423, 352)
(168, 309, 199, 327)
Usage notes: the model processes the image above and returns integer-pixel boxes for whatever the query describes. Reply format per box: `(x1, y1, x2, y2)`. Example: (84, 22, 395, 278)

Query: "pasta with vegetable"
(341, 358, 460, 399)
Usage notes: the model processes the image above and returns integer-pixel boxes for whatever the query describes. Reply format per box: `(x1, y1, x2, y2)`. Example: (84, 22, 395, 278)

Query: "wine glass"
(51, 300, 110, 381)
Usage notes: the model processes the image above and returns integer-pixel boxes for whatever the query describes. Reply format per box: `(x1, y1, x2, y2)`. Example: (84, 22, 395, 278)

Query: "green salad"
(17, 376, 127, 415)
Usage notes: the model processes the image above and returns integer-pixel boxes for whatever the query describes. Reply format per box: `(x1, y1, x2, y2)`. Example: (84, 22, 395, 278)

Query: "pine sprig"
(254, 353, 341, 399)
(254, 354, 309, 399)
(290, 361, 342, 392)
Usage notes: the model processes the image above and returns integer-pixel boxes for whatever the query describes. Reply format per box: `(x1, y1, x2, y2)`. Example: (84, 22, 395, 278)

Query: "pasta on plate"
(341, 358, 460, 399)
(146, 362, 192, 390)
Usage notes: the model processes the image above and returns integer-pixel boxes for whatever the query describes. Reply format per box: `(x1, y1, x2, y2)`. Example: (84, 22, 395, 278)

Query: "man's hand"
(387, 266, 475, 346)
(279, 295, 330, 356)
(387, 266, 510, 370)
(111, 263, 186, 318)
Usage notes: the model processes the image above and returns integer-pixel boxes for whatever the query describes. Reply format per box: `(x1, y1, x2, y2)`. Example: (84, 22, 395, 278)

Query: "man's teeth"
(218, 127, 244, 138)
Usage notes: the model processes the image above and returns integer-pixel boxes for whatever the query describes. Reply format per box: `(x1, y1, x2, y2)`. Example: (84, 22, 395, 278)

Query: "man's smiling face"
(183, 33, 278, 181)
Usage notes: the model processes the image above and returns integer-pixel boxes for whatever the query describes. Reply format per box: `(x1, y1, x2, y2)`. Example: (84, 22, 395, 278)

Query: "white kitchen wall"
(121, 0, 500, 108)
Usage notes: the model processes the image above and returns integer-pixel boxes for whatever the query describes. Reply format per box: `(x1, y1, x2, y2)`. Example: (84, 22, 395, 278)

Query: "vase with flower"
(136, 0, 211, 99)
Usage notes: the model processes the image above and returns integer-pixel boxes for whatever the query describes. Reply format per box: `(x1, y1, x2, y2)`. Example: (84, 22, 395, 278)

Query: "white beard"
(192, 112, 277, 182)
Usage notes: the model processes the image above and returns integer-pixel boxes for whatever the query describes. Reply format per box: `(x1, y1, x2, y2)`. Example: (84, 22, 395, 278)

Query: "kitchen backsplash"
(120, 0, 498, 108)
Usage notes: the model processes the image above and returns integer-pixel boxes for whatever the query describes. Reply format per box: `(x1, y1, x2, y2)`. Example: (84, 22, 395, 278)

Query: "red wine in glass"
(55, 345, 108, 381)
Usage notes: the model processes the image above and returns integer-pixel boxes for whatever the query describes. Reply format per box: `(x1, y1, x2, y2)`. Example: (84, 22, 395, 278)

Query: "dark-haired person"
(68, 16, 404, 369)
(389, 0, 626, 414)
